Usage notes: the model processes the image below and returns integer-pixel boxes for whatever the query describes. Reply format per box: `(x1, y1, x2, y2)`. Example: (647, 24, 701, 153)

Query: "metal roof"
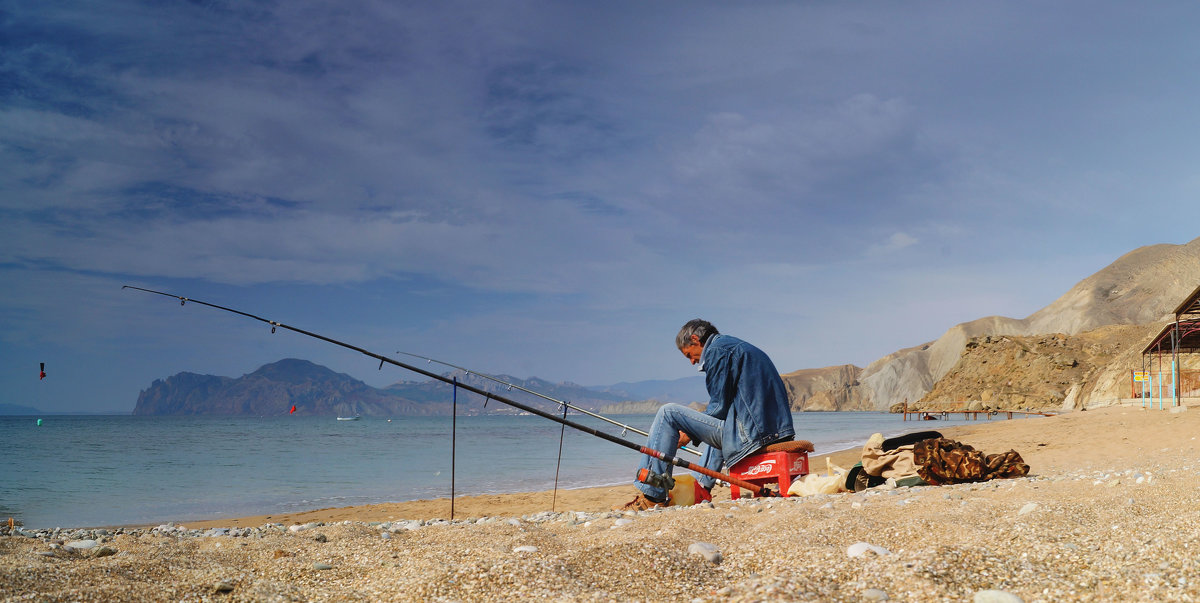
(1143, 320, 1200, 356)
(1142, 285, 1200, 356)
(1173, 284, 1200, 317)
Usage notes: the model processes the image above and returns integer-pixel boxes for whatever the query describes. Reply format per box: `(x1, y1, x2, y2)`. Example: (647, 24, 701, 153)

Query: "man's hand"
(677, 431, 691, 448)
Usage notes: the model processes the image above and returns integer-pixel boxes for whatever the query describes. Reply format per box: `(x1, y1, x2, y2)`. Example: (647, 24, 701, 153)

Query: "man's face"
(679, 334, 704, 365)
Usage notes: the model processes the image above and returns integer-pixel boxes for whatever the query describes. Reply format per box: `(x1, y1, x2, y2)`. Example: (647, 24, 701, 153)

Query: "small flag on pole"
(39, 362, 46, 380)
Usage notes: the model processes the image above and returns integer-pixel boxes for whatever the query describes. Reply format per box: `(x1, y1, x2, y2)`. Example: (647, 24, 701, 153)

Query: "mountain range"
(0, 403, 44, 415)
(131, 359, 705, 416)
(129, 236, 1200, 416)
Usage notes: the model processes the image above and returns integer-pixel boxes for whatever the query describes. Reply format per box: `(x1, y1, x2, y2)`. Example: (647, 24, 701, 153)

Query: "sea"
(0, 411, 1026, 529)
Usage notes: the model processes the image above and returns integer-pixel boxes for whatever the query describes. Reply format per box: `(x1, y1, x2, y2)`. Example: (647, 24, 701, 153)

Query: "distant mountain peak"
(248, 358, 339, 379)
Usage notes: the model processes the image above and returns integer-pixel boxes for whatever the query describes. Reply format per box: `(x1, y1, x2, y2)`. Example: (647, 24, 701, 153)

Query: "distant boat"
(336, 415, 361, 421)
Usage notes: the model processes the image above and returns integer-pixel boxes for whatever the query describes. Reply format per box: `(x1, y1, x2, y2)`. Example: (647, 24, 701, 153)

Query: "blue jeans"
(635, 403, 725, 501)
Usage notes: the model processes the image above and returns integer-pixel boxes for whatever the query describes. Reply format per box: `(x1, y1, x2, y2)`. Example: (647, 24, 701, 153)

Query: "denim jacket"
(700, 334, 795, 466)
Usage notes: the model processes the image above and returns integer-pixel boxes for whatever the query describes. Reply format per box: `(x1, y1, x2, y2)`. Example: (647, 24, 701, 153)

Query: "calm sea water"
(0, 411, 1018, 529)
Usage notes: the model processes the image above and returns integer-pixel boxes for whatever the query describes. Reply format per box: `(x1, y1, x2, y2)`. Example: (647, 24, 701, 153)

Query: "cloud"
(664, 94, 924, 227)
(2, 3, 953, 294)
(866, 232, 919, 257)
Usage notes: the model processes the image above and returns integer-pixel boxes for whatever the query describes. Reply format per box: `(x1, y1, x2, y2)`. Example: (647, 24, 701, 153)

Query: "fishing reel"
(635, 468, 675, 492)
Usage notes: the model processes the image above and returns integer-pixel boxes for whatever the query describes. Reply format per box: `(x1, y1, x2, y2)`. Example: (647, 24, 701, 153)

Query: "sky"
(3, 1, 1200, 413)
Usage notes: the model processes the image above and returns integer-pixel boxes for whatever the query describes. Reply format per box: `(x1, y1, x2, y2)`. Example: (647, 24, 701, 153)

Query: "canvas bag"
(845, 431, 941, 492)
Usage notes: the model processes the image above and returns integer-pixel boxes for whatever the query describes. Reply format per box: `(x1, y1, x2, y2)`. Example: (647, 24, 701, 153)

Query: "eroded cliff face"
(779, 364, 872, 411)
(910, 324, 1159, 411)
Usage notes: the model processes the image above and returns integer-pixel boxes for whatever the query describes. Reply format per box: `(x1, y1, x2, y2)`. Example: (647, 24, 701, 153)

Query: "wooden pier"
(900, 401, 1057, 421)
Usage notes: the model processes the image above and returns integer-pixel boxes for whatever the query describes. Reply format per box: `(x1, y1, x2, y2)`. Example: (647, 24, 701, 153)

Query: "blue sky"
(3, 1, 1199, 412)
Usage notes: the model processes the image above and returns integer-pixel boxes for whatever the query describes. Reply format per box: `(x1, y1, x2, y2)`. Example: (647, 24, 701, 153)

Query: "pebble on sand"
(846, 542, 890, 557)
(688, 542, 722, 564)
(862, 587, 889, 600)
(973, 589, 1024, 603)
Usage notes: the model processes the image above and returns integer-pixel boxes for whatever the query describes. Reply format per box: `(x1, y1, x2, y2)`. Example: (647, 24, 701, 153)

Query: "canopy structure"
(1140, 284, 1200, 407)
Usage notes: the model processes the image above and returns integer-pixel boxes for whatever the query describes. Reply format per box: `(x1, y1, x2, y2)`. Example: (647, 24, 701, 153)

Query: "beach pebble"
(1017, 503, 1038, 516)
(513, 545, 538, 553)
(92, 546, 117, 558)
(862, 588, 889, 600)
(389, 520, 421, 532)
(612, 518, 633, 528)
(312, 562, 333, 570)
(688, 542, 721, 564)
(214, 580, 234, 593)
(65, 539, 98, 550)
(973, 589, 1024, 603)
(847, 542, 890, 557)
(313, 532, 327, 542)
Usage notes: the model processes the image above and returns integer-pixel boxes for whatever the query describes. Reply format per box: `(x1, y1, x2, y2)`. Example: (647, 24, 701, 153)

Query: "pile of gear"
(787, 430, 1030, 496)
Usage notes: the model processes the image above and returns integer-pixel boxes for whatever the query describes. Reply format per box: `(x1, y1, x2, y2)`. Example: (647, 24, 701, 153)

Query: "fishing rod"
(122, 285, 774, 497)
(394, 350, 703, 457)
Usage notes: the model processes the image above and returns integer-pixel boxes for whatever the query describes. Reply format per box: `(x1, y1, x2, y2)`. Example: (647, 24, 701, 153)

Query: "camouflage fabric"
(912, 438, 1029, 486)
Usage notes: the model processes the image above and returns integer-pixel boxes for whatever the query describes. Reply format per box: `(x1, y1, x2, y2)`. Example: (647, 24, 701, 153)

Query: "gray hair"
(676, 319, 719, 349)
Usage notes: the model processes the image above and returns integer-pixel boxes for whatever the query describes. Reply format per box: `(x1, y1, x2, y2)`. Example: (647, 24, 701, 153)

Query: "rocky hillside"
(912, 324, 1154, 411)
(787, 237, 1200, 411)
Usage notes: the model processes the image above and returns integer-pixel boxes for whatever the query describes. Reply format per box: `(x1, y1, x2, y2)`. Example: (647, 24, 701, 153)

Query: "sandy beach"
(5, 403, 1200, 601)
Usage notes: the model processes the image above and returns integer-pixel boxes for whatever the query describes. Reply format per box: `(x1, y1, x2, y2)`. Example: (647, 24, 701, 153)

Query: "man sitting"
(621, 319, 795, 509)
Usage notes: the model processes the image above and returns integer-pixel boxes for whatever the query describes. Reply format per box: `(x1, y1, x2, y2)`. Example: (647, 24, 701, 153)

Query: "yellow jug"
(668, 475, 711, 506)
